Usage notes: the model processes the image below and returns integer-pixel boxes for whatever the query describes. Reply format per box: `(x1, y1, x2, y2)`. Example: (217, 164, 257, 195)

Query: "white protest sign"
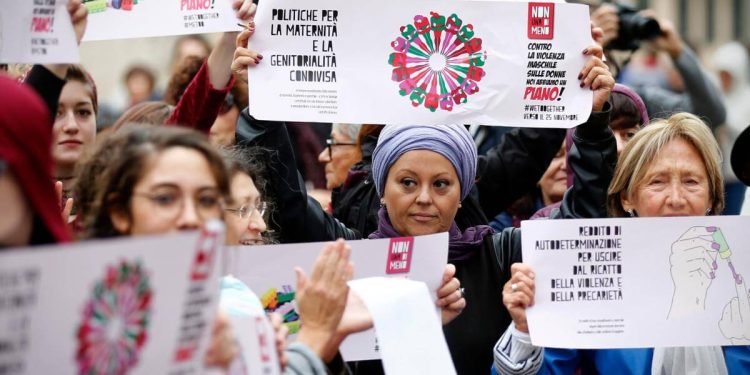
(228, 232, 449, 361)
(82, 0, 240, 41)
(349, 278, 456, 375)
(522, 216, 750, 349)
(0, 226, 224, 374)
(0, 0, 79, 64)
(249, 0, 593, 128)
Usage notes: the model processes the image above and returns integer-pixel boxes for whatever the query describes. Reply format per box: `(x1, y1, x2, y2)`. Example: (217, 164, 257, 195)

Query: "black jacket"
(236, 105, 615, 374)
(330, 124, 567, 237)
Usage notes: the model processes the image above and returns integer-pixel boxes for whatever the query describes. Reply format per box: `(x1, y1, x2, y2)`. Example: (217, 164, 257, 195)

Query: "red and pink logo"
(527, 3, 555, 40)
(386, 237, 414, 274)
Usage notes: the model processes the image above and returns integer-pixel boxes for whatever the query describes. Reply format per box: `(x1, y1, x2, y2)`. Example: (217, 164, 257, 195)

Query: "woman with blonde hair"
(495, 113, 750, 375)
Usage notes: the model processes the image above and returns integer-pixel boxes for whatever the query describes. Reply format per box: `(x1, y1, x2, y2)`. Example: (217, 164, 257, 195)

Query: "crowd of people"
(2, 0, 750, 373)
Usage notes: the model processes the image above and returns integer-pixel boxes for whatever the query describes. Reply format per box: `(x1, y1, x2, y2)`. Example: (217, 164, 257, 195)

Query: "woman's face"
(538, 142, 567, 205)
(111, 147, 224, 235)
(225, 172, 267, 246)
(621, 138, 712, 217)
(318, 130, 360, 189)
(52, 81, 97, 171)
(382, 150, 461, 236)
(0, 167, 32, 247)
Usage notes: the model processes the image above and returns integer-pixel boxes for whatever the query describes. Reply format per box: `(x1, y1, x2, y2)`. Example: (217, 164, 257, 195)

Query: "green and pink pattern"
(76, 260, 152, 375)
(388, 12, 487, 112)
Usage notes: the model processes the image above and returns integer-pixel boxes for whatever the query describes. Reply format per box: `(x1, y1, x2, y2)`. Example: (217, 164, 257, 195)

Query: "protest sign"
(228, 232, 449, 361)
(82, 0, 240, 41)
(349, 278, 456, 375)
(248, 0, 593, 127)
(522, 216, 750, 348)
(219, 276, 282, 375)
(0, 0, 79, 64)
(0, 225, 224, 374)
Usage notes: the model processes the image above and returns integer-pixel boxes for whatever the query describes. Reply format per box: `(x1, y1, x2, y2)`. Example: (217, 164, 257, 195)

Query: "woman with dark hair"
(235, 29, 617, 371)
(75, 125, 364, 373)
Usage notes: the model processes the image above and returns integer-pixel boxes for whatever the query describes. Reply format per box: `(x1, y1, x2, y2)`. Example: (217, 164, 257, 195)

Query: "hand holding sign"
(438, 264, 466, 325)
(719, 275, 750, 344)
(68, 0, 88, 45)
(668, 226, 719, 319)
(502, 263, 536, 333)
(579, 44, 614, 112)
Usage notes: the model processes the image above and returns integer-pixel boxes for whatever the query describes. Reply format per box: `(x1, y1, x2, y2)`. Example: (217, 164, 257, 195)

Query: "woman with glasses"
(317, 123, 362, 191)
(222, 147, 271, 246)
(75, 126, 230, 238)
(74, 126, 366, 373)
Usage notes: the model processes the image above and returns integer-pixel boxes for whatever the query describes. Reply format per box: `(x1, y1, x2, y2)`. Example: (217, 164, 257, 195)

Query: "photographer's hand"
(642, 13, 684, 59)
(590, 4, 619, 48)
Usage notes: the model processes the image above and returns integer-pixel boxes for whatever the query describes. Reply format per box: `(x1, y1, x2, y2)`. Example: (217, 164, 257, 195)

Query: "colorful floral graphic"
(76, 260, 152, 375)
(260, 285, 301, 334)
(83, 0, 140, 13)
(388, 12, 487, 112)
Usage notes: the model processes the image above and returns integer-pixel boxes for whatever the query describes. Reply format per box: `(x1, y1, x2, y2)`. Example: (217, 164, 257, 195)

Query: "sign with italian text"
(0, 0, 79, 63)
(0, 228, 224, 373)
(82, 0, 241, 41)
(228, 232, 449, 361)
(249, 0, 594, 127)
(522, 216, 750, 348)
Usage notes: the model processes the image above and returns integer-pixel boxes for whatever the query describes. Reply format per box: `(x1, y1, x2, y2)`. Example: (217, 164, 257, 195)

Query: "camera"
(608, 4, 662, 51)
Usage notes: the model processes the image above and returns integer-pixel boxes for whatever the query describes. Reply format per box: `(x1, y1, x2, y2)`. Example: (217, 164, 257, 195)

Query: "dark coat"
(235, 104, 616, 374)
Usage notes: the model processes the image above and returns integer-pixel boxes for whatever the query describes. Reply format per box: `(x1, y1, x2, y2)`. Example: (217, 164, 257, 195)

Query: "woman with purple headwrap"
(235, 42, 616, 373)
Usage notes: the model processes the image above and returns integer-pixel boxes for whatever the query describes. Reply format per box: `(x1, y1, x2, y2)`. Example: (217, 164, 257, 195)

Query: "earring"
(627, 209, 635, 217)
(380, 199, 386, 209)
(706, 208, 712, 215)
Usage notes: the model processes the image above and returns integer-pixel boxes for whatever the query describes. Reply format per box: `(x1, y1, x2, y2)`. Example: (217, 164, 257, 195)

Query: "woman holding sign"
(74, 125, 365, 373)
(495, 113, 750, 374)
(235, 27, 617, 371)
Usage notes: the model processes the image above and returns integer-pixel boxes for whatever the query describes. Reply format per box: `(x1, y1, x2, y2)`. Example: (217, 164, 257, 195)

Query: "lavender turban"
(372, 124, 477, 200)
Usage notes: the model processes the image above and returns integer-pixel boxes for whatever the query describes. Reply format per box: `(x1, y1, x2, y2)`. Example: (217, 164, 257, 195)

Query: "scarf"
(368, 208, 493, 261)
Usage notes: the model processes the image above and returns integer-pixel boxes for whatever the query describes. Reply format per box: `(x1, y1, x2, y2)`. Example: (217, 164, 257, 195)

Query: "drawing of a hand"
(719, 276, 750, 344)
(668, 226, 719, 319)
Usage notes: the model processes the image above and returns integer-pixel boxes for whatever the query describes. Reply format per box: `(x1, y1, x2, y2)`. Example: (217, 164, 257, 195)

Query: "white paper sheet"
(0, 0, 79, 63)
(83, 0, 240, 41)
(522, 216, 750, 348)
(249, 0, 594, 127)
(0, 225, 224, 373)
(349, 277, 456, 375)
(230, 232, 449, 361)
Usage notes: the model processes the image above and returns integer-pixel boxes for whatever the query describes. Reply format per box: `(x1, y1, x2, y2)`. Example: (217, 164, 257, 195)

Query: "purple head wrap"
(372, 124, 477, 200)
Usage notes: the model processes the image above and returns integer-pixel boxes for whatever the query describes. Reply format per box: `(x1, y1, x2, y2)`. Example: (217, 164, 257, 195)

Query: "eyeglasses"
(225, 201, 268, 219)
(132, 190, 224, 221)
(325, 138, 357, 160)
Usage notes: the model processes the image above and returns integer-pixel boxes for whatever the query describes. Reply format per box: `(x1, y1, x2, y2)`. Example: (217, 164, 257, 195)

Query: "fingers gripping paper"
(348, 278, 456, 375)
